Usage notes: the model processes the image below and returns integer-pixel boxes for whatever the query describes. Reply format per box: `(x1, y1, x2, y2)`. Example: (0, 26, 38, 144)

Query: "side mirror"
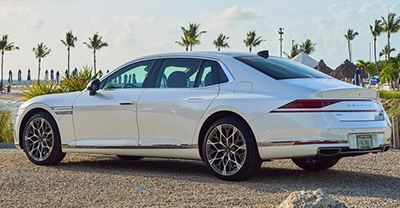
(87, 79, 100, 96)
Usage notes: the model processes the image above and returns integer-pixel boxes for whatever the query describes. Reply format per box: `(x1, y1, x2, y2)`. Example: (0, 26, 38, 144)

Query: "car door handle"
(188, 98, 204, 103)
(119, 100, 135, 105)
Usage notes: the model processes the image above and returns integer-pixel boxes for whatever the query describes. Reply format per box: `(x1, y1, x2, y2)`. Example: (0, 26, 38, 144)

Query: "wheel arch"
(197, 110, 259, 160)
(18, 108, 57, 149)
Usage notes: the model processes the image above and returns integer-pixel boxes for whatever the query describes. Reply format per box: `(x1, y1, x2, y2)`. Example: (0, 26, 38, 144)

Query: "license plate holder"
(356, 134, 373, 150)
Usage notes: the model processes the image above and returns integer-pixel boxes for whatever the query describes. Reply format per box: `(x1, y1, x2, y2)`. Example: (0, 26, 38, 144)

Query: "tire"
(22, 112, 66, 165)
(116, 155, 144, 161)
(292, 157, 340, 171)
(202, 117, 261, 181)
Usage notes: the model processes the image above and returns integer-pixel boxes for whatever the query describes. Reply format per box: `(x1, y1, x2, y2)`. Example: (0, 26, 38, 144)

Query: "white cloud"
(112, 14, 155, 48)
(0, 6, 44, 29)
(218, 5, 264, 21)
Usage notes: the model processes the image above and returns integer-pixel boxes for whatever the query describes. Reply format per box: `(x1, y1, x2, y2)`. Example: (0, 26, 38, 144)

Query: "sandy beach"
(0, 85, 26, 103)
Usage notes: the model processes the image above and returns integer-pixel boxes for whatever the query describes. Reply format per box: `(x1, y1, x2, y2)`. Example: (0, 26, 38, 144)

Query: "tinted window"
(102, 60, 155, 89)
(196, 60, 228, 87)
(155, 58, 202, 88)
(234, 56, 330, 80)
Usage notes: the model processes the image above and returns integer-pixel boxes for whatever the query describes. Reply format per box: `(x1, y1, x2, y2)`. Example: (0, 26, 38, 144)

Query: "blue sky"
(1, 0, 399, 79)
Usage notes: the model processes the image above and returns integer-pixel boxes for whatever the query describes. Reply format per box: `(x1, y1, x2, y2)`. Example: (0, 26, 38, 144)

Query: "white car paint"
(15, 52, 392, 163)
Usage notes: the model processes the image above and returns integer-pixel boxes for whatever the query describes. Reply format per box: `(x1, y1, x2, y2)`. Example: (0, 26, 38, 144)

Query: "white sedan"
(15, 51, 392, 181)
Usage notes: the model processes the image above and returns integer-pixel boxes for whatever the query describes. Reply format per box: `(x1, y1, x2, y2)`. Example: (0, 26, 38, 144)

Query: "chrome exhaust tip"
(317, 148, 342, 157)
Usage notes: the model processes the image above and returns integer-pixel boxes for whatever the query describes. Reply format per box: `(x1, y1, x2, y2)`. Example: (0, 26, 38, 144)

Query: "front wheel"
(22, 112, 66, 165)
(292, 157, 340, 171)
(202, 117, 261, 181)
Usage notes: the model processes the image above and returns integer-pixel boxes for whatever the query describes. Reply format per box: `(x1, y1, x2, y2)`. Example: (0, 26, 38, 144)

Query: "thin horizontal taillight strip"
(271, 99, 379, 113)
(278, 99, 375, 109)
(271, 110, 380, 113)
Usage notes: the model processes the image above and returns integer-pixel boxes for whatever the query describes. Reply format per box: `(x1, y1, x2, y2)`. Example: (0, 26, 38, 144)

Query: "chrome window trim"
(100, 55, 235, 85)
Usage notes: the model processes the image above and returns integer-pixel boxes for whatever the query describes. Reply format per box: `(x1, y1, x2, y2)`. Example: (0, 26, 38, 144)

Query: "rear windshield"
(234, 56, 331, 80)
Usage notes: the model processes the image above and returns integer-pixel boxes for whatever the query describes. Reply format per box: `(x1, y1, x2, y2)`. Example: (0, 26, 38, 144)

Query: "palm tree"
(380, 45, 396, 61)
(283, 43, 299, 58)
(83, 32, 108, 74)
(356, 59, 376, 76)
(176, 23, 207, 51)
(299, 39, 315, 55)
(370, 20, 382, 74)
(344, 29, 359, 62)
(60, 31, 78, 74)
(243, 31, 265, 53)
(175, 34, 190, 52)
(213, 33, 229, 51)
(380, 13, 400, 59)
(32, 43, 51, 81)
(0, 34, 19, 88)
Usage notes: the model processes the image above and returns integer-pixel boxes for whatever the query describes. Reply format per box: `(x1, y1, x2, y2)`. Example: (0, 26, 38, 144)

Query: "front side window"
(155, 58, 202, 88)
(102, 60, 155, 89)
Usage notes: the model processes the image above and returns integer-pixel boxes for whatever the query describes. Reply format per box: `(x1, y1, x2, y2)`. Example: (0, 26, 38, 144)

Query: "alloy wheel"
(205, 124, 247, 176)
(24, 118, 54, 162)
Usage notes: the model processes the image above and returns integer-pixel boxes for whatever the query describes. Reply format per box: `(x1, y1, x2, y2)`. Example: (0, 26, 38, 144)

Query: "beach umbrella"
(8, 70, 12, 83)
(65, 69, 69, 79)
(27, 69, 31, 81)
(73, 67, 78, 77)
(354, 67, 360, 86)
(56, 71, 60, 83)
(98, 70, 103, 77)
(132, 74, 137, 84)
(128, 74, 132, 83)
(50, 69, 54, 81)
(18, 69, 22, 82)
(44, 70, 49, 82)
(124, 74, 128, 84)
(107, 70, 109, 73)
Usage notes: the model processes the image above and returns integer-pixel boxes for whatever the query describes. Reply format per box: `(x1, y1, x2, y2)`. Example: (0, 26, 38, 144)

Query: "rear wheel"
(292, 157, 340, 171)
(22, 112, 66, 165)
(116, 155, 143, 161)
(202, 117, 261, 181)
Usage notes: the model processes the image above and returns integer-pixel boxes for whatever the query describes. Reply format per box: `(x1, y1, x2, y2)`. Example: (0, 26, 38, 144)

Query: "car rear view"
(235, 54, 392, 171)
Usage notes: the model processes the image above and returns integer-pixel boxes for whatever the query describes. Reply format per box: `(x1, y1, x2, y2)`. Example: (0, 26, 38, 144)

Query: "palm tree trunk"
(1, 51, 4, 87)
(249, 46, 252, 53)
(67, 47, 70, 74)
(93, 50, 96, 74)
(348, 41, 352, 62)
(38, 58, 41, 81)
(218, 47, 220, 51)
(387, 32, 391, 59)
(190, 44, 192, 52)
(373, 39, 378, 74)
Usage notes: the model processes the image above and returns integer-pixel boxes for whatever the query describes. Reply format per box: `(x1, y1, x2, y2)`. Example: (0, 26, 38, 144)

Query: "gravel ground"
(0, 149, 399, 207)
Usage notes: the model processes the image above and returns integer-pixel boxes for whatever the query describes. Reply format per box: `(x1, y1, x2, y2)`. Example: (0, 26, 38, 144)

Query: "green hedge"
(379, 90, 400, 99)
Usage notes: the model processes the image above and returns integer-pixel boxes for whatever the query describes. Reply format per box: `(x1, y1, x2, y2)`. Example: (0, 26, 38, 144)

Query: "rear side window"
(196, 60, 229, 87)
(234, 56, 330, 80)
(155, 58, 202, 88)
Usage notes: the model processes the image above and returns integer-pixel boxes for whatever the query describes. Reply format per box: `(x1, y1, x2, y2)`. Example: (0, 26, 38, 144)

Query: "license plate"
(357, 134, 373, 150)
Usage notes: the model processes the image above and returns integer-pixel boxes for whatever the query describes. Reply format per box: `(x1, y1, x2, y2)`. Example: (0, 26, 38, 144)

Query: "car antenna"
(257, 50, 269, 58)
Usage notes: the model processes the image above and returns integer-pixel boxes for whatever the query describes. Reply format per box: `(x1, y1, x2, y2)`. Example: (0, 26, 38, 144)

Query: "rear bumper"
(317, 145, 391, 157)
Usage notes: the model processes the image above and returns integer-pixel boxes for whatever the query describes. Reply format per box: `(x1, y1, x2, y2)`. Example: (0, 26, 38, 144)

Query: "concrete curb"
(0, 143, 15, 149)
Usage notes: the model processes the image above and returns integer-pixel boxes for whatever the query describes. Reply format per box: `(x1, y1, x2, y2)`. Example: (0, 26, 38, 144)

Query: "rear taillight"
(278, 99, 373, 109)
(271, 99, 379, 113)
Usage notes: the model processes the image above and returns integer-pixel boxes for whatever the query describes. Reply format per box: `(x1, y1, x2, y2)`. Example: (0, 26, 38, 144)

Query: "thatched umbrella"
(330, 60, 368, 80)
(314, 59, 333, 75)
